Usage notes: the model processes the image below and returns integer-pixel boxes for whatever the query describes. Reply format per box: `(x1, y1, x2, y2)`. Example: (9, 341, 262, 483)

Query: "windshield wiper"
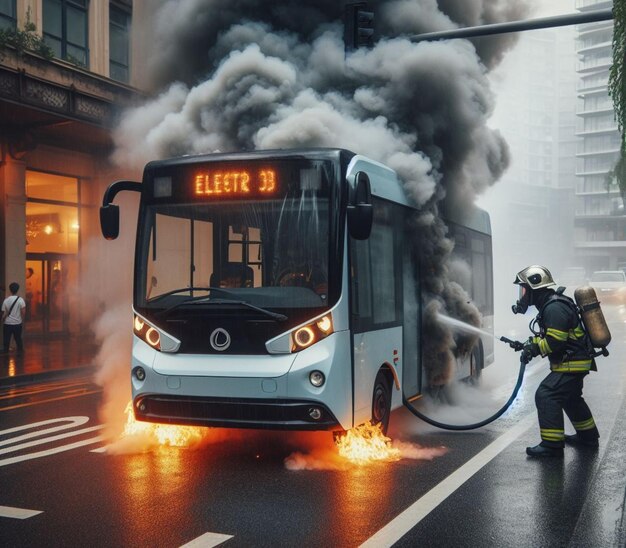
(160, 296, 288, 322)
(203, 299, 288, 322)
(148, 286, 234, 304)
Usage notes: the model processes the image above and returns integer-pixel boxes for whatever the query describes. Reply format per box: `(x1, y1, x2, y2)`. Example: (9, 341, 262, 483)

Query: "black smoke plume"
(114, 0, 530, 387)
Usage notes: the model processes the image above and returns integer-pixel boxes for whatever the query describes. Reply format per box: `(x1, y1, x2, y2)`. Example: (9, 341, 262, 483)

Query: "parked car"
(589, 270, 626, 304)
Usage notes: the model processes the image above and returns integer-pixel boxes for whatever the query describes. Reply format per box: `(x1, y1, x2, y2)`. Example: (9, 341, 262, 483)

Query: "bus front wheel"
(372, 370, 392, 435)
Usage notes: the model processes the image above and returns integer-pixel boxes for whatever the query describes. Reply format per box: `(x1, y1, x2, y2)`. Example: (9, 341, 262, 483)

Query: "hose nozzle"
(500, 336, 524, 351)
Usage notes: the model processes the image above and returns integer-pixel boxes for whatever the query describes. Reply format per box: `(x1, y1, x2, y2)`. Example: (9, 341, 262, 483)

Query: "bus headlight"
(291, 314, 333, 352)
(134, 314, 161, 351)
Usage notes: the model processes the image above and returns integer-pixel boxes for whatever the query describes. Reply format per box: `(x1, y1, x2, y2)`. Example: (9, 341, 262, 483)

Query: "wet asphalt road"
(1, 311, 625, 547)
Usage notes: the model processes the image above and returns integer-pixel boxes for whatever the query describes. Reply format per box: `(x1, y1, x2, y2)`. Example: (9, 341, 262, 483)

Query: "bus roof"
(143, 148, 356, 170)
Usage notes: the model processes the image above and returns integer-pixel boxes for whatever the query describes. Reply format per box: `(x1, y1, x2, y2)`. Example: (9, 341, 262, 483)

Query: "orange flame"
(334, 422, 401, 465)
(121, 401, 207, 447)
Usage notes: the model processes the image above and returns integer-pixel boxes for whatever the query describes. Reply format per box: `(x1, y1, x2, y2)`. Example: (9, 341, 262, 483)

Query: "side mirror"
(100, 204, 120, 240)
(348, 171, 373, 240)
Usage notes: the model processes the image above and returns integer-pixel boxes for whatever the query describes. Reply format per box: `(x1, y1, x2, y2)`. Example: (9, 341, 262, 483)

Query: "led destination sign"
(194, 168, 277, 197)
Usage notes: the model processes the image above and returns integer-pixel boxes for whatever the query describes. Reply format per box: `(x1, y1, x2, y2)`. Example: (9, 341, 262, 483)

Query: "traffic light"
(344, 2, 374, 52)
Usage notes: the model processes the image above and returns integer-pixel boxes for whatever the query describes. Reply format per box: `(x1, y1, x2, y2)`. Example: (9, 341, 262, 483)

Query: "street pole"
(411, 8, 613, 42)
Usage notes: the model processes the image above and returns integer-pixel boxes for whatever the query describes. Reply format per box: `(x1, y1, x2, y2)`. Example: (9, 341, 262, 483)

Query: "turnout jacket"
(533, 292, 595, 373)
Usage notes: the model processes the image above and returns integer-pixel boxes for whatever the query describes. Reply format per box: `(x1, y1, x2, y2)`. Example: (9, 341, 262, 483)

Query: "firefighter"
(512, 265, 599, 458)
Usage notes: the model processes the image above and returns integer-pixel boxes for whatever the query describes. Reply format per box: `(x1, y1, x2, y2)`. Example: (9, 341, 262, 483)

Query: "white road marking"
(0, 416, 89, 447)
(0, 425, 103, 455)
(0, 435, 104, 467)
(179, 532, 234, 548)
(90, 446, 108, 453)
(0, 416, 105, 466)
(360, 414, 536, 548)
(0, 505, 42, 519)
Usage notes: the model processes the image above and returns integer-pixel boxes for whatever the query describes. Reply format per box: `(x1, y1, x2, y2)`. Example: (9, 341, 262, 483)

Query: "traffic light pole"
(411, 8, 613, 42)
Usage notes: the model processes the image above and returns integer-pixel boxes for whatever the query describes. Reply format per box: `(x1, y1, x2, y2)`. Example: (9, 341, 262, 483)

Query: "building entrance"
(24, 170, 80, 339)
(25, 255, 75, 338)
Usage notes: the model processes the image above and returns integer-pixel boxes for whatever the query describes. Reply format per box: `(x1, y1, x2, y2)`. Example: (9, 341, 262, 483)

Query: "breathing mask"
(512, 284, 531, 314)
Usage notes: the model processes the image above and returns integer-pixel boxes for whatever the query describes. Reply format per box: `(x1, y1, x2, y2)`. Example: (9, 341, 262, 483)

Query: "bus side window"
(350, 199, 402, 331)
(471, 233, 493, 315)
(370, 217, 396, 324)
(351, 238, 373, 329)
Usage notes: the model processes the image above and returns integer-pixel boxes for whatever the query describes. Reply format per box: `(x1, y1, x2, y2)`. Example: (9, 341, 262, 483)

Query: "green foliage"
(0, 9, 54, 61)
(609, 0, 626, 200)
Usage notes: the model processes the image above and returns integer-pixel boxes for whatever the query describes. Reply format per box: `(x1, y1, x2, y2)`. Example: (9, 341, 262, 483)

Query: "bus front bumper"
(133, 394, 340, 430)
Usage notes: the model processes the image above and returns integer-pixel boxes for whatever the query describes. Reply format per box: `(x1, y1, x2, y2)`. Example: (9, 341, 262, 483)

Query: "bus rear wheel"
(372, 370, 392, 435)
(468, 344, 483, 385)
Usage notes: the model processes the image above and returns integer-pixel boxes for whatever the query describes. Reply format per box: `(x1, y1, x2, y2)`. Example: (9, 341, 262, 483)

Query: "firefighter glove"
(521, 338, 540, 364)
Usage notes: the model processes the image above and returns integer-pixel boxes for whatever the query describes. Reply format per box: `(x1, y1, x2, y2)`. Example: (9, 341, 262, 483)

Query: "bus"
(100, 148, 493, 435)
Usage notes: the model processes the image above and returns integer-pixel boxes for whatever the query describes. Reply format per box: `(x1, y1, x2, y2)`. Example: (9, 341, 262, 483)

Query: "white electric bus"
(101, 148, 493, 434)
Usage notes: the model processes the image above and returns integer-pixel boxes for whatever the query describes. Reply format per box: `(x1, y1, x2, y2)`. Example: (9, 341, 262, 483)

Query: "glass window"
(26, 171, 78, 202)
(25, 171, 79, 254)
(350, 199, 402, 330)
(43, 0, 89, 67)
(370, 221, 396, 324)
(140, 199, 330, 309)
(26, 202, 79, 254)
(351, 238, 372, 321)
(0, 0, 16, 30)
(109, 4, 130, 83)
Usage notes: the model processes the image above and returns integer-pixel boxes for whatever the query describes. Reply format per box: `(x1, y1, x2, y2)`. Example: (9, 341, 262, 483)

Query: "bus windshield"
(136, 195, 331, 312)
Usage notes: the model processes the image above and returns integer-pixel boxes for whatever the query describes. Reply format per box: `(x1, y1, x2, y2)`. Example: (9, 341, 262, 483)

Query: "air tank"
(574, 286, 611, 349)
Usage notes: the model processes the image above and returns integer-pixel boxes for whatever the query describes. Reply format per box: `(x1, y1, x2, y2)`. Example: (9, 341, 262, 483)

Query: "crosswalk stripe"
(180, 532, 234, 548)
(0, 435, 104, 467)
(0, 505, 42, 519)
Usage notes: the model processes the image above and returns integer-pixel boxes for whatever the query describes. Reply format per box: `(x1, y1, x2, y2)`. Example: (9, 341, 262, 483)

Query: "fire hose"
(402, 337, 527, 431)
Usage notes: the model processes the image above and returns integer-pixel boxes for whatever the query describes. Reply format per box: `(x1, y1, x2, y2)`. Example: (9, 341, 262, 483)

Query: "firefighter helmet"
(513, 265, 556, 290)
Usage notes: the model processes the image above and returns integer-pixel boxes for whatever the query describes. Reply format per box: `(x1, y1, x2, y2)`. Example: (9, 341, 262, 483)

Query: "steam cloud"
(112, 1, 530, 395)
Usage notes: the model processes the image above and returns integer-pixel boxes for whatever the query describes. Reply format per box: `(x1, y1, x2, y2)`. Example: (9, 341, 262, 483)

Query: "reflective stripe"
(541, 434, 565, 441)
(540, 428, 565, 441)
(546, 328, 568, 341)
(538, 339, 551, 356)
(570, 326, 585, 339)
(551, 360, 592, 373)
(572, 417, 596, 431)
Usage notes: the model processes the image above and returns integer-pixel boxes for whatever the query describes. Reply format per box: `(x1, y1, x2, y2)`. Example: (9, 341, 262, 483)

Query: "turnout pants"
(535, 371, 599, 448)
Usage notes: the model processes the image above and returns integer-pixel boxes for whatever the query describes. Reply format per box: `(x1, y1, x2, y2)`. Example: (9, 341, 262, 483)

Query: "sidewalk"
(0, 336, 99, 386)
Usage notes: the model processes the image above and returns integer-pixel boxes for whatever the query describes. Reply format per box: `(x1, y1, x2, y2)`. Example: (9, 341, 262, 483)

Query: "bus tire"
(372, 369, 392, 435)
(469, 342, 483, 385)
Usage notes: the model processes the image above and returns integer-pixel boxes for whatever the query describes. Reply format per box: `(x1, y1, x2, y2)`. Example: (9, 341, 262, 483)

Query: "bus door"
(349, 198, 405, 426)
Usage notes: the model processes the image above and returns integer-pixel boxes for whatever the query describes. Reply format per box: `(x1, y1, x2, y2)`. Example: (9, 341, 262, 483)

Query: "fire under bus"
(100, 148, 494, 435)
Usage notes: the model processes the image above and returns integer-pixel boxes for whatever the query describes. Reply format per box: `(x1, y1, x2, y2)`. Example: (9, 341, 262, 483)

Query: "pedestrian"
(512, 265, 599, 458)
(2, 282, 26, 353)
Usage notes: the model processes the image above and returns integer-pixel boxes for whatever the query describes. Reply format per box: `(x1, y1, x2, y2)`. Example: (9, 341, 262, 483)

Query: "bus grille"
(134, 395, 340, 431)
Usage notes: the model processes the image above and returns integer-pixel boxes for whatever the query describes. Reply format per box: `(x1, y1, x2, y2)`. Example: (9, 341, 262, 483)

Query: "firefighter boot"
(526, 444, 564, 458)
(564, 434, 599, 448)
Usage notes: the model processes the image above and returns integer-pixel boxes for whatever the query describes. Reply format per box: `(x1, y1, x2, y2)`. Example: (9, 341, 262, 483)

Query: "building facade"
(575, 0, 624, 273)
(0, 0, 146, 340)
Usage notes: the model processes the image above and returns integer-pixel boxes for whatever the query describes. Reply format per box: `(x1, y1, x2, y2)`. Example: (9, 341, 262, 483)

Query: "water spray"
(402, 314, 528, 431)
